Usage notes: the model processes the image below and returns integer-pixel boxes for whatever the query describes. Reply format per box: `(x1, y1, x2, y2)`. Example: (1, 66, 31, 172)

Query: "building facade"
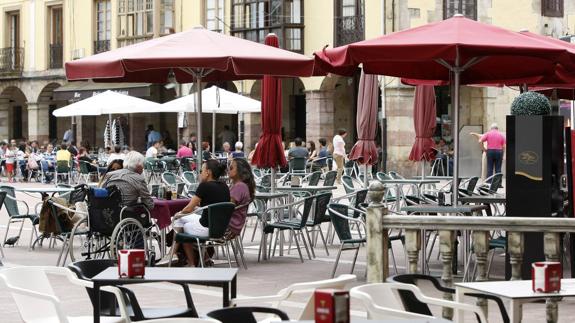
(0, 0, 573, 175)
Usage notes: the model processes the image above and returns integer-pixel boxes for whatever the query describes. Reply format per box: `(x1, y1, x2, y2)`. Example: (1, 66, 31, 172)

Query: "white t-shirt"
(145, 146, 158, 158)
(333, 135, 346, 156)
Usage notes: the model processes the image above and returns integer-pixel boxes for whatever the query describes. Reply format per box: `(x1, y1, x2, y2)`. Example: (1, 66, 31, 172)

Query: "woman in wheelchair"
(173, 159, 230, 266)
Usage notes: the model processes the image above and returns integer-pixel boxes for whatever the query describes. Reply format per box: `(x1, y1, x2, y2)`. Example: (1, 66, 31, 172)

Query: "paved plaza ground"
(0, 181, 574, 322)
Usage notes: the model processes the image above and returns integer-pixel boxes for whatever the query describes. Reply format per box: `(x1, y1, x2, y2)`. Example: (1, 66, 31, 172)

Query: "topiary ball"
(510, 91, 551, 116)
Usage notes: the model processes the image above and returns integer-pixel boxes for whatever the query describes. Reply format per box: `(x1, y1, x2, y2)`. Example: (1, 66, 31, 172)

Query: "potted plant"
(506, 91, 564, 279)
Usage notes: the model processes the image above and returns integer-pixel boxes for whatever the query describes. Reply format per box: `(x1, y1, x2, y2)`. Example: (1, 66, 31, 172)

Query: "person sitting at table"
(102, 152, 154, 210)
(288, 137, 308, 160)
(221, 142, 232, 158)
(145, 141, 160, 159)
(247, 142, 257, 163)
(311, 138, 329, 172)
(201, 141, 213, 161)
(56, 143, 72, 164)
(227, 158, 255, 237)
(176, 140, 194, 159)
(107, 145, 125, 165)
(98, 159, 123, 187)
(172, 160, 230, 267)
(230, 141, 245, 159)
(78, 147, 99, 173)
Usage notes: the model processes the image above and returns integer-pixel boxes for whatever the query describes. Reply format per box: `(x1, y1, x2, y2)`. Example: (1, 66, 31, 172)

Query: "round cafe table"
(151, 198, 191, 229)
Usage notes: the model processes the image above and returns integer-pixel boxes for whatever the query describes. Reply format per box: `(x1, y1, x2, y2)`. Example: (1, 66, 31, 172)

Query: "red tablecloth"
(151, 198, 191, 229)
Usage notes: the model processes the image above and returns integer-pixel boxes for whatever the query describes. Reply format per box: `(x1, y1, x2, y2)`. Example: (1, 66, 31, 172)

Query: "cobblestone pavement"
(0, 181, 573, 322)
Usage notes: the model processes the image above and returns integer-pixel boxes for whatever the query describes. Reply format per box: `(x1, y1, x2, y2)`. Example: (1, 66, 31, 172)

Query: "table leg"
(231, 275, 237, 299)
(223, 282, 230, 307)
(510, 299, 522, 323)
(546, 298, 558, 323)
(93, 282, 100, 323)
(421, 228, 427, 275)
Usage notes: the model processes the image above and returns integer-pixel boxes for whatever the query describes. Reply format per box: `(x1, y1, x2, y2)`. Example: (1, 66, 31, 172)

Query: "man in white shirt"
(145, 141, 161, 158)
(332, 128, 348, 184)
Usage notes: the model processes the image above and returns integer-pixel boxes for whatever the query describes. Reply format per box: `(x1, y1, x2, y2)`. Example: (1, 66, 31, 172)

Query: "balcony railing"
(335, 15, 364, 47)
(94, 40, 110, 54)
(365, 183, 575, 323)
(0, 47, 24, 77)
(49, 43, 63, 69)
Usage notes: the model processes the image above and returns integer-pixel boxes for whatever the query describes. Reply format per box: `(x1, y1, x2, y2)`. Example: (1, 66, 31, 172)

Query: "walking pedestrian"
(332, 128, 348, 184)
(478, 123, 506, 178)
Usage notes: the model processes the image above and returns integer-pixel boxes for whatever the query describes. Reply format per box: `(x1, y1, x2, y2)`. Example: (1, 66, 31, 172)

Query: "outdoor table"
(379, 179, 440, 211)
(91, 267, 238, 323)
(151, 197, 190, 257)
(401, 204, 487, 275)
(455, 279, 575, 323)
(15, 186, 73, 200)
(459, 195, 506, 216)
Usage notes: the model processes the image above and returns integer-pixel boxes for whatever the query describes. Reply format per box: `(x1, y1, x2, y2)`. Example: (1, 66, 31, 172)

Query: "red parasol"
(251, 34, 287, 169)
(348, 71, 379, 166)
(408, 85, 437, 162)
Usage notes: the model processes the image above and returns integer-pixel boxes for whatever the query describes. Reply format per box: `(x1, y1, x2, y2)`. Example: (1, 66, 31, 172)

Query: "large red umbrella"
(315, 14, 575, 205)
(348, 71, 379, 186)
(408, 85, 437, 164)
(65, 26, 319, 171)
(251, 34, 287, 177)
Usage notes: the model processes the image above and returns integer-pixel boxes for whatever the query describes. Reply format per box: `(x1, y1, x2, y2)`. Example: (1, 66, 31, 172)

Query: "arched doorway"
(320, 75, 357, 151)
(0, 86, 28, 141)
(37, 83, 66, 143)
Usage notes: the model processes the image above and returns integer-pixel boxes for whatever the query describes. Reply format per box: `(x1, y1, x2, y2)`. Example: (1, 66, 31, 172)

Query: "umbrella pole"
(108, 114, 113, 148)
(452, 68, 461, 206)
(271, 167, 276, 193)
(212, 110, 216, 155)
(196, 76, 203, 176)
(422, 160, 426, 179)
(364, 164, 368, 188)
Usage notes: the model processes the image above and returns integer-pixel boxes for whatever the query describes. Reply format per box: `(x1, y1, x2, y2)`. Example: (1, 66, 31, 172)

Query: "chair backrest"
(296, 196, 315, 227)
(312, 193, 332, 225)
(341, 175, 355, 194)
(79, 160, 91, 174)
(207, 306, 289, 323)
(180, 157, 194, 172)
(376, 172, 392, 181)
(182, 171, 197, 184)
(464, 176, 479, 195)
(68, 184, 88, 204)
(307, 171, 322, 186)
(150, 184, 160, 197)
(68, 259, 118, 316)
(323, 170, 337, 187)
(386, 275, 434, 316)
(388, 171, 404, 179)
(86, 186, 123, 236)
(0, 266, 67, 323)
(0, 191, 5, 212)
(57, 160, 71, 172)
(289, 157, 306, 173)
(162, 172, 178, 187)
(207, 202, 236, 239)
(353, 189, 368, 218)
(488, 173, 503, 193)
(260, 174, 272, 188)
(350, 284, 432, 320)
(328, 204, 353, 241)
(143, 319, 222, 323)
(0, 186, 20, 216)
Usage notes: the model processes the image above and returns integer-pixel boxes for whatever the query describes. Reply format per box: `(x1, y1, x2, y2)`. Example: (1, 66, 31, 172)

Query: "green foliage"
(510, 91, 551, 116)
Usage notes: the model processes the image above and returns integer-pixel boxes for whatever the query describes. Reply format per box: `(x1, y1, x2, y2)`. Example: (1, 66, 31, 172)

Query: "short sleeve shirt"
(333, 135, 346, 156)
(195, 180, 231, 227)
(229, 182, 252, 234)
(480, 130, 506, 150)
(288, 147, 308, 159)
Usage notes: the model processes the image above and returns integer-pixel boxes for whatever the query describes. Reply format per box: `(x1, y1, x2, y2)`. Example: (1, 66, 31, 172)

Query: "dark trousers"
(486, 149, 503, 178)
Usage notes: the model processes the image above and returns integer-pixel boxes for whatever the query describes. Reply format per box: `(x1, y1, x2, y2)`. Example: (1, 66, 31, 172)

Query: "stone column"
(544, 232, 561, 323)
(27, 102, 49, 143)
(366, 181, 388, 283)
(305, 90, 335, 144)
(439, 230, 455, 319)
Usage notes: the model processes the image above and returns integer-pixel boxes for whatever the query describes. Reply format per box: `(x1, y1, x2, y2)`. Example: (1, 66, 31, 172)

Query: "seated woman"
(227, 158, 255, 237)
(173, 159, 230, 266)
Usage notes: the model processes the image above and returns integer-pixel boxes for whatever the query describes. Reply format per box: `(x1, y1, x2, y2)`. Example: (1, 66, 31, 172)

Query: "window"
(335, 0, 364, 46)
(409, 8, 421, 19)
(443, 0, 477, 20)
(230, 0, 304, 53)
(49, 6, 63, 68)
(542, 0, 563, 17)
(3, 11, 22, 73)
(118, 0, 154, 46)
(205, 0, 225, 32)
(6, 12, 19, 49)
(95, 0, 111, 53)
(161, 0, 175, 34)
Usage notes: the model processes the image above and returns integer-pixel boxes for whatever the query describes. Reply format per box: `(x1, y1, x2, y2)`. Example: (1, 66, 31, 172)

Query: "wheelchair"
(68, 185, 162, 265)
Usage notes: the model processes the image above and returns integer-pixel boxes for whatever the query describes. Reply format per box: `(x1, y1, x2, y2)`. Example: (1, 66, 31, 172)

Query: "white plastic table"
(455, 279, 575, 323)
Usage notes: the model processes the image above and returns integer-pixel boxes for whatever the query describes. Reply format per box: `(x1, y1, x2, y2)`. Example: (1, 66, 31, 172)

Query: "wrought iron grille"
(94, 40, 110, 54)
(335, 15, 364, 47)
(0, 47, 24, 76)
(49, 43, 63, 69)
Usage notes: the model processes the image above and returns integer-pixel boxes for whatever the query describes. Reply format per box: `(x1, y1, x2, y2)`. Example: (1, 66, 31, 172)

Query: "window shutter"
(542, 0, 564, 17)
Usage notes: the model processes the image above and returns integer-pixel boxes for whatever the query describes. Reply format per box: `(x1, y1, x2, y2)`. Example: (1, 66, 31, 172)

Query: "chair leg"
(390, 244, 398, 274)
(168, 243, 176, 267)
(225, 243, 233, 268)
(197, 240, 205, 268)
(300, 229, 313, 260)
(331, 244, 344, 278)
(486, 249, 496, 279)
(351, 245, 360, 274)
(291, 230, 304, 263)
(250, 219, 259, 242)
(318, 227, 330, 256)
(235, 237, 248, 270)
(3, 220, 11, 244)
(56, 235, 69, 266)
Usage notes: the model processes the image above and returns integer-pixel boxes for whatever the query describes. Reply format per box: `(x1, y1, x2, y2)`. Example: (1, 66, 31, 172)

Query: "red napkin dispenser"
(118, 249, 146, 278)
(532, 261, 561, 293)
(314, 289, 350, 323)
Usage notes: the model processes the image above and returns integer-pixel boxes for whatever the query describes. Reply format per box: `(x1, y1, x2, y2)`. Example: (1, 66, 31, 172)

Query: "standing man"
(63, 128, 73, 144)
(332, 128, 348, 184)
(147, 125, 162, 149)
(479, 123, 506, 178)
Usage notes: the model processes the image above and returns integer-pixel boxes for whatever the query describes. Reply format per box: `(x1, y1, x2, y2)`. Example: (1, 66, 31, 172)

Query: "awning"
(53, 81, 151, 101)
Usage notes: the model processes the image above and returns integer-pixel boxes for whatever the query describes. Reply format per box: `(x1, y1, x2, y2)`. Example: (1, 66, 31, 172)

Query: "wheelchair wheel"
(110, 218, 147, 259)
(69, 217, 111, 262)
